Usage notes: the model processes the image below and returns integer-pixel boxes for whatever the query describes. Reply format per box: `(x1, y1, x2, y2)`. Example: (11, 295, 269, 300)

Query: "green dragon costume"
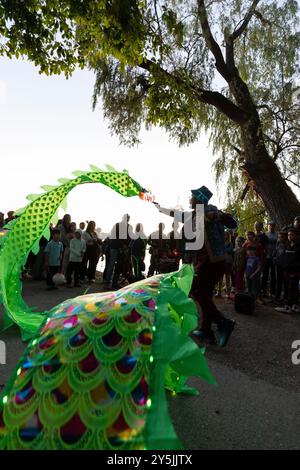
(0, 166, 215, 450)
(0, 165, 144, 341)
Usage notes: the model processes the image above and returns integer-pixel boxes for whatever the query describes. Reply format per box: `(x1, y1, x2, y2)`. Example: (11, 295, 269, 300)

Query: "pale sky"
(0, 57, 224, 236)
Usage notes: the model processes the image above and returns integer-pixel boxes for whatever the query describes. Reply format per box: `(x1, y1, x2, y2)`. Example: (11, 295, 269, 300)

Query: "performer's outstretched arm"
(152, 202, 191, 223)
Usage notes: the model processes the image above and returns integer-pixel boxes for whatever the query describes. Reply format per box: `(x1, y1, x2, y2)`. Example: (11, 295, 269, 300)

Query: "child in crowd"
(44, 229, 64, 289)
(232, 236, 246, 293)
(216, 231, 234, 297)
(245, 246, 262, 299)
(243, 231, 265, 263)
(66, 230, 86, 287)
(275, 229, 300, 314)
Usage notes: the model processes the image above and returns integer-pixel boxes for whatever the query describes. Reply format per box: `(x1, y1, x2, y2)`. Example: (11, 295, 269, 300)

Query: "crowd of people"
(0, 211, 182, 290)
(215, 218, 300, 314)
(1, 194, 299, 346)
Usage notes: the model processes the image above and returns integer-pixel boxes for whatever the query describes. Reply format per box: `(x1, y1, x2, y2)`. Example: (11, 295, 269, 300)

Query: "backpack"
(234, 292, 255, 315)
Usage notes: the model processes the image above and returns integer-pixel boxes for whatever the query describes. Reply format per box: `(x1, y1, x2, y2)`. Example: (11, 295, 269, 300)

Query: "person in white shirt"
(61, 221, 77, 275)
(66, 230, 86, 287)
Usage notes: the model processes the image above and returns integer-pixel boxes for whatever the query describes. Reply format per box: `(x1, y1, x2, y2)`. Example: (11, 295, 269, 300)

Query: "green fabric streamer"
(0, 166, 143, 340)
(0, 167, 217, 449)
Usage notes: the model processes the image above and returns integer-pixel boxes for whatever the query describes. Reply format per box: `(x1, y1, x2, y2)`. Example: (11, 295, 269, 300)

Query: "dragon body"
(0, 167, 215, 450)
(0, 166, 143, 340)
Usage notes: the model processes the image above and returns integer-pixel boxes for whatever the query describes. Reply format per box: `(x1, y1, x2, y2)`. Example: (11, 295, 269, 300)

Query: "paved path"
(0, 280, 299, 449)
(170, 362, 300, 449)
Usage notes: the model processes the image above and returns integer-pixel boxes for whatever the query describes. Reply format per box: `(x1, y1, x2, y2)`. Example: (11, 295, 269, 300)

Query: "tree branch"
(281, 143, 300, 151)
(225, 0, 261, 72)
(225, 32, 235, 73)
(274, 143, 300, 161)
(153, 0, 163, 49)
(284, 178, 300, 189)
(240, 183, 250, 201)
(270, 126, 300, 161)
(257, 104, 282, 117)
(232, 145, 242, 155)
(264, 134, 278, 147)
(253, 10, 273, 28)
(231, 0, 261, 41)
(196, 89, 247, 123)
(197, 0, 232, 83)
(139, 58, 247, 124)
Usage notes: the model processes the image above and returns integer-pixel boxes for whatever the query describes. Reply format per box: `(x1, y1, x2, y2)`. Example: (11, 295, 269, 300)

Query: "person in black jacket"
(293, 216, 300, 241)
(130, 223, 147, 281)
(147, 223, 167, 276)
(103, 214, 132, 289)
(154, 185, 237, 347)
(281, 215, 300, 237)
(275, 229, 300, 314)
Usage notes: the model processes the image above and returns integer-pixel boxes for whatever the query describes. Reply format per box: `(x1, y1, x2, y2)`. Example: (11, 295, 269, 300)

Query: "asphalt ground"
(0, 280, 299, 449)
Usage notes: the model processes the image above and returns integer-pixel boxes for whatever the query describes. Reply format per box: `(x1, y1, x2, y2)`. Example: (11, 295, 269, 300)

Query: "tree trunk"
(196, 0, 300, 229)
(241, 116, 300, 228)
